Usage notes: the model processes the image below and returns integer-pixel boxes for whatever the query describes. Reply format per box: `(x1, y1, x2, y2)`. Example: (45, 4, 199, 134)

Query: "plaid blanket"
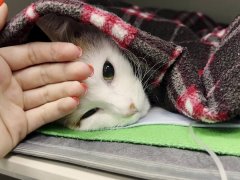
(0, 0, 239, 123)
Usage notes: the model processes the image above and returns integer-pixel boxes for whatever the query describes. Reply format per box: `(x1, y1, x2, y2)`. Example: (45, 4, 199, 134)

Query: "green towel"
(38, 124, 240, 156)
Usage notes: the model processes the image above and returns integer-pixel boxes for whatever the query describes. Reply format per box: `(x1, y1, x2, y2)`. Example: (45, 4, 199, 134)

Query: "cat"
(37, 14, 150, 130)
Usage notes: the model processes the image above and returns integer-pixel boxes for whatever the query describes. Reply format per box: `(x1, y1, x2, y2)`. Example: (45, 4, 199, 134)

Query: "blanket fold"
(0, 0, 239, 123)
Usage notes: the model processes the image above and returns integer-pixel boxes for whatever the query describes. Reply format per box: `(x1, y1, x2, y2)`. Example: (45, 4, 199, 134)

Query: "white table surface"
(0, 154, 132, 180)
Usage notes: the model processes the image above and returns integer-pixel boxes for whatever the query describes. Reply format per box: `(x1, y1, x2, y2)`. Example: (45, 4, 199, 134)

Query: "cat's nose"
(127, 103, 138, 116)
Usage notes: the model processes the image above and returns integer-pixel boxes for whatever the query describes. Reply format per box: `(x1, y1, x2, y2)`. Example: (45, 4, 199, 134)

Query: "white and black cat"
(37, 14, 150, 130)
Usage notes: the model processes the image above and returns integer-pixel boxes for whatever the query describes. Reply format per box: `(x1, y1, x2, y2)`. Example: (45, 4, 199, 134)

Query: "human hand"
(0, 42, 93, 158)
(0, 2, 93, 157)
(0, 0, 7, 30)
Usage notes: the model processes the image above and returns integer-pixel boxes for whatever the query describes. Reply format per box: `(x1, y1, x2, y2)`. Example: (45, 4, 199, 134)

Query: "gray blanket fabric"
(14, 133, 240, 179)
(0, 0, 239, 123)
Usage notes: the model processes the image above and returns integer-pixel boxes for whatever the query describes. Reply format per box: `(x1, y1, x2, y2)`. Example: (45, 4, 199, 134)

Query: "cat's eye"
(103, 60, 115, 82)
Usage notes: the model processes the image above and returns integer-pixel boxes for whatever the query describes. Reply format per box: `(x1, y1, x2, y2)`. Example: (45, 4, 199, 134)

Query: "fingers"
(23, 81, 87, 110)
(0, 56, 11, 90)
(0, 42, 82, 71)
(0, 2, 8, 30)
(14, 61, 92, 90)
(26, 97, 79, 133)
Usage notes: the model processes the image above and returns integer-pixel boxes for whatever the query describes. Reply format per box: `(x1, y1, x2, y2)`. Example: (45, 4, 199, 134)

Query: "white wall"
(5, 0, 240, 23)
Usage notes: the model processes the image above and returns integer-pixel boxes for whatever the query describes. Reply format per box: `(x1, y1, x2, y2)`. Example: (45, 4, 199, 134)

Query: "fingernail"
(88, 64, 94, 77)
(77, 46, 82, 58)
(71, 96, 80, 105)
(0, 0, 4, 6)
(81, 83, 88, 95)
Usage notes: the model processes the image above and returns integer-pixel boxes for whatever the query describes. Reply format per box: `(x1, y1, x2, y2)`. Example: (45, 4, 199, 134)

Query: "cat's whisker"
(141, 60, 165, 90)
(142, 59, 163, 81)
(124, 49, 144, 80)
(137, 61, 144, 81)
(122, 49, 156, 100)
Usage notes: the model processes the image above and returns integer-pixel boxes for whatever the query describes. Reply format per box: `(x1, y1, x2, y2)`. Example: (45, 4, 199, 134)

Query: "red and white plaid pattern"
(176, 85, 228, 122)
(25, 3, 39, 22)
(201, 28, 227, 47)
(0, 0, 239, 123)
(122, 8, 154, 20)
(152, 46, 183, 86)
(81, 4, 138, 47)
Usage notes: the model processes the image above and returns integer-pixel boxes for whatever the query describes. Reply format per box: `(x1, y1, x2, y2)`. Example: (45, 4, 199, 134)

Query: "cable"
(189, 123, 228, 180)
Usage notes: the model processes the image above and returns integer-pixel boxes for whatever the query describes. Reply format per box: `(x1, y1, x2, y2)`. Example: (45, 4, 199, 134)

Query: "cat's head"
(37, 14, 150, 130)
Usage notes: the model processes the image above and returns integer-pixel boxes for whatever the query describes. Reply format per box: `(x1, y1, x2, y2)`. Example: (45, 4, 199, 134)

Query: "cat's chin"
(65, 97, 151, 131)
(67, 112, 143, 131)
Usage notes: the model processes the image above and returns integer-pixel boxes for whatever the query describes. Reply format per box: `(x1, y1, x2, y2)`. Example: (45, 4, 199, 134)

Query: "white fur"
(64, 38, 150, 130)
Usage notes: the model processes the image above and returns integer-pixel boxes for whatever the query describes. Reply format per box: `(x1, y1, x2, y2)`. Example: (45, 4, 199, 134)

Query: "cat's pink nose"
(127, 103, 138, 116)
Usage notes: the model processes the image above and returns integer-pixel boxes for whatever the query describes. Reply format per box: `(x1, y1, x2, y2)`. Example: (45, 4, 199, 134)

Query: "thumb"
(0, 1, 8, 30)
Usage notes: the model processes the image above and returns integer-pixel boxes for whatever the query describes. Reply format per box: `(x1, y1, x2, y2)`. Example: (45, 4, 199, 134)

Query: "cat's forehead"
(73, 25, 118, 51)
(77, 35, 121, 58)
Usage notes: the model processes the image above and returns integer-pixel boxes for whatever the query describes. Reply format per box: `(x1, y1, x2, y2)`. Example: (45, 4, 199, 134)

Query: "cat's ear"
(36, 14, 79, 42)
